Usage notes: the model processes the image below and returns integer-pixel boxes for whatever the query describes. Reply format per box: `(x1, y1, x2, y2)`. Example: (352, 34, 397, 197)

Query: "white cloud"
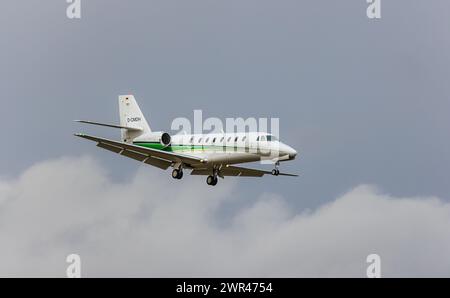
(0, 156, 449, 277)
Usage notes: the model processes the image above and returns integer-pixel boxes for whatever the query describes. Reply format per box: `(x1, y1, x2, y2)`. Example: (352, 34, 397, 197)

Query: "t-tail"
(75, 95, 151, 143)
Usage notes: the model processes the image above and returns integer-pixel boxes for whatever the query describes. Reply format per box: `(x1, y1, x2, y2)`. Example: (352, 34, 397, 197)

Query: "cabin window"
(190, 136, 194, 143)
(227, 137, 231, 142)
(198, 138, 203, 143)
(220, 137, 224, 142)
(242, 136, 246, 142)
(212, 137, 216, 143)
(234, 136, 238, 142)
(260, 135, 266, 142)
(256, 136, 260, 141)
(205, 138, 209, 143)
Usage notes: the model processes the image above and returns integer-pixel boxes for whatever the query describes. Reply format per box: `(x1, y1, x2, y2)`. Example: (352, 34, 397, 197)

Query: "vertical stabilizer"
(118, 95, 151, 142)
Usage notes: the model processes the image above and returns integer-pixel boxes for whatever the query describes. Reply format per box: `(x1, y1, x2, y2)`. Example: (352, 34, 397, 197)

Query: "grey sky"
(0, 1, 449, 276)
(1, 1, 449, 209)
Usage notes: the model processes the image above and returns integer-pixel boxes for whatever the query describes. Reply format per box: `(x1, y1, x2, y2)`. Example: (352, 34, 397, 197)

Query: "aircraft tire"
(207, 175, 215, 185)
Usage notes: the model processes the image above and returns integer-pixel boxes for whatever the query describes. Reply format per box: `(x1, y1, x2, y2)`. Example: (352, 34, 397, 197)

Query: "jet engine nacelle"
(147, 131, 171, 147)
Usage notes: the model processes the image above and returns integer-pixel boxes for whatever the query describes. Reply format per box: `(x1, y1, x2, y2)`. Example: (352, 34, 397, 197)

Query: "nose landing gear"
(271, 161, 280, 176)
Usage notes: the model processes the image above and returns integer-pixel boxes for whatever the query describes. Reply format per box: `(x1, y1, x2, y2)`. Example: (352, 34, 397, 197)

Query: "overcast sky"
(1, 0, 449, 277)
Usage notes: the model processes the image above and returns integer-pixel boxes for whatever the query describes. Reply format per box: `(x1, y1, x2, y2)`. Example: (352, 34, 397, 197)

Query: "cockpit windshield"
(266, 135, 278, 141)
(257, 134, 278, 142)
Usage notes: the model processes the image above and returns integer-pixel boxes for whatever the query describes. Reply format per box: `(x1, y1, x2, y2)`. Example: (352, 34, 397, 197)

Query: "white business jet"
(75, 95, 298, 186)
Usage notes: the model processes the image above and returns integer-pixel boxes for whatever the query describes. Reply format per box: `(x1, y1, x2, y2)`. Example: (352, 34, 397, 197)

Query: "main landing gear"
(206, 175, 218, 186)
(271, 161, 280, 176)
(171, 165, 219, 186)
(206, 167, 219, 186)
(171, 168, 183, 179)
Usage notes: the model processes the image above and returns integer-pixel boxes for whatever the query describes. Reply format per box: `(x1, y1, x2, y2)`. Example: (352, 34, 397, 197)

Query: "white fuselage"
(133, 131, 297, 167)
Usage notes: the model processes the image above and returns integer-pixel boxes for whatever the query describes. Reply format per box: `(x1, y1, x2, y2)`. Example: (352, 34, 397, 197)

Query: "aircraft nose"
(280, 143, 297, 159)
(288, 148, 297, 160)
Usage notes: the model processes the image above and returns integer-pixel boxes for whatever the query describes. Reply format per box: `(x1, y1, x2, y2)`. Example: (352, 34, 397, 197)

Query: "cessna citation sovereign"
(75, 95, 298, 186)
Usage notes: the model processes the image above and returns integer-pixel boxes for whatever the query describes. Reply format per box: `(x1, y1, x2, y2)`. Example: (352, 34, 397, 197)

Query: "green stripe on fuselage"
(133, 142, 220, 152)
(133, 142, 243, 153)
(134, 142, 186, 152)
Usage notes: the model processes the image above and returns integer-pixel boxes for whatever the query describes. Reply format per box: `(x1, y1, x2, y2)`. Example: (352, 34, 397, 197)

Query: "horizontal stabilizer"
(74, 120, 143, 132)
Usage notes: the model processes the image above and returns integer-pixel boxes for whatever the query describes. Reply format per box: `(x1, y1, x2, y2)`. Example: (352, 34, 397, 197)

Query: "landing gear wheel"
(207, 175, 218, 186)
(272, 161, 280, 176)
(172, 169, 183, 179)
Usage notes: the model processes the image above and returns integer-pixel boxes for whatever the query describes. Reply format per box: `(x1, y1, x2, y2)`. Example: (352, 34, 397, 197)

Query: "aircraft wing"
(191, 165, 298, 177)
(75, 133, 205, 169)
